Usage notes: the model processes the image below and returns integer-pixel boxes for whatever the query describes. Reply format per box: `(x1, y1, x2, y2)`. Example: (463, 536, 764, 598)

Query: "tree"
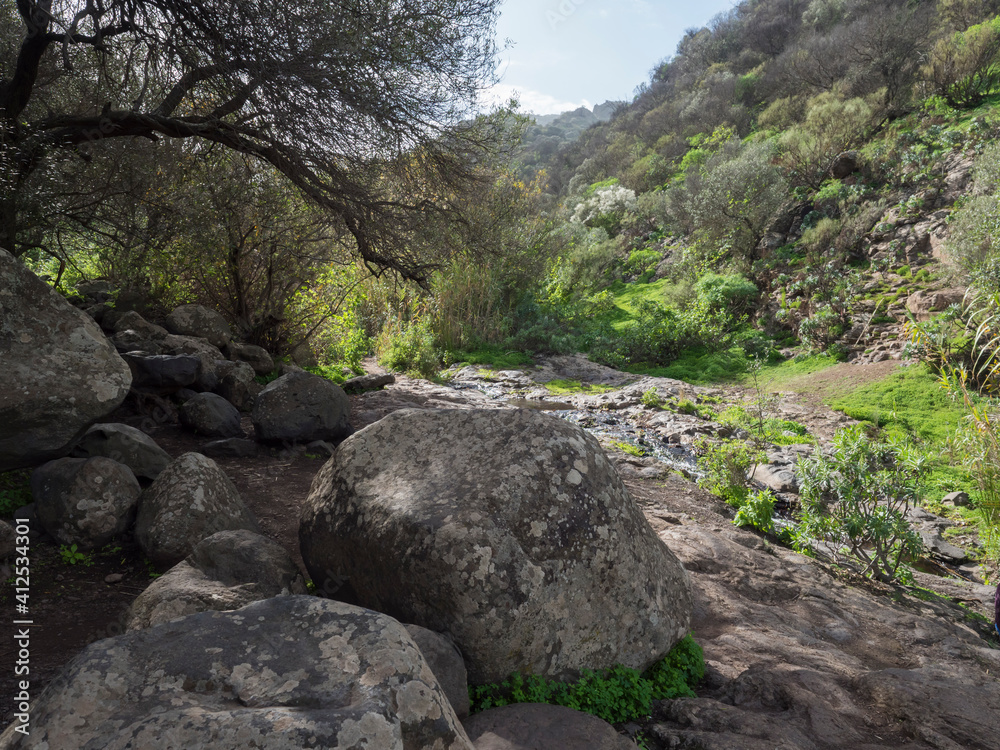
(0, 0, 503, 281)
(924, 17, 1000, 109)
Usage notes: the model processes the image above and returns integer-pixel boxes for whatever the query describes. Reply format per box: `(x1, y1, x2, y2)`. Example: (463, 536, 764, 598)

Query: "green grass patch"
(445, 347, 533, 371)
(829, 364, 965, 445)
(741, 353, 841, 389)
(305, 363, 348, 384)
(716, 407, 815, 445)
(543, 379, 618, 395)
(630, 346, 750, 385)
(611, 440, 646, 457)
(0, 469, 32, 517)
(600, 278, 674, 331)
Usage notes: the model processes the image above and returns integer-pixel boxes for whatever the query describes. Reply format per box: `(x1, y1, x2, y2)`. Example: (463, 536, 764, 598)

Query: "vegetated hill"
(514, 101, 623, 180)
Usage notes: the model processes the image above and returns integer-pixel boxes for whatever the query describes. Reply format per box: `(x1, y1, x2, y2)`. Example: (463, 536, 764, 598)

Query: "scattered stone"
(305, 439, 336, 457)
(943, 491, 971, 507)
(213, 360, 258, 411)
(30, 457, 140, 550)
(405, 624, 470, 719)
(178, 393, 245, 439)
(252, 371, 351, 445)
(301, 408, 692, 684)
(125, 529, 306, 630)
(121, 353, 200, 390)
(135, 453, 259, 569)
(905, 289, 965, 322)
(110, 328, 164, 355)
(750, 463, 799, 494)
(0, 597, 474, 750)
(200, 438, 258, 459)
(111, 310, 169, 340)
(463, 703, 636, 750)
(920, 531, 969, 565)
(69, 423, 171, 481)
(104, 573, 124, 584)
(164, 304, 232, 348)
(74, 279, 113, 302)
(225, 341, 275, 376)
(342, 372, 396, 393)
(0, 249, 132, 472)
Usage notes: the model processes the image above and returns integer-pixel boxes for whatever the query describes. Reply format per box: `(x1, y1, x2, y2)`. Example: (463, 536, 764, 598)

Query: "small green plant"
(468, 634, 704, 724)
(733, 490, 778, 535)
(641, 388, 664, 409)
(543, 379, 617, 396)
(696, 438, 765, 507)
(796, 425, 925, 583)
(0, 470, 32, 517)
(612, 441, 646, 457)
(59, 544, 94, 567)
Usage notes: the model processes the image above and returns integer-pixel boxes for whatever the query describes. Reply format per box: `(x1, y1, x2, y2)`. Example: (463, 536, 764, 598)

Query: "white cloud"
(486, 83, 592, 116)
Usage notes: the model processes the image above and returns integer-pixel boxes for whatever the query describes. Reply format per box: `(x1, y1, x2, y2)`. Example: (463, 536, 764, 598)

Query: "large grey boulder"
(463, 704, 636, 750)
(125, 529, 306, 630)
(0, 250, 132, 472)
(178, 393, 245, 438)
(111, 310, 169, 340)
(69, 423, 171, 481)
(253, 371, 351, 444)
(160, 334, 226, 391)
(300, 408, 692, 684)
(0, 596, 474, 750)
(30, 457, 140, 549)
(164, 304, 232, 348)
(214, 360, 258, 411)
(135, 453, 259, 569)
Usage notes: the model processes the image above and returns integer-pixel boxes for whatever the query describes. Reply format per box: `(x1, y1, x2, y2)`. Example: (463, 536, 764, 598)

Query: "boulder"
(160, 334, 226, 391)
(69, 423, 171, 481)
(164, 304, 232, 348)
(121, 353, 200, 390)
(750, 463, 799, 494)
(405, 624, 470, 719)
(463, 704, 636, 750)
(110, 329, 164, 355)
(135, 453, 259, 568)
(178, 393, 245, 439)
(125, 529, 306, 630)
(343, 372, 396, 393)
(30, 457, 140, 550)
(905, 289, 964, 322)
(0, 250, 132, 472)
(830, 150, 862, 179)
(225, 341, 275, 376)
(943, 491, 971, 507)
(300, 408, 692, 684)
(201, 438, 259, 459)
(214, 360, 258, 411)
(252, 371, 351, 445)
(111, 310, 169, 340)
(0, 596, 474, 750)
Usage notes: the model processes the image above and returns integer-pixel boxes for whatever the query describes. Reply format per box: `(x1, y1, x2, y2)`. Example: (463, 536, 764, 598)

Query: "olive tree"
(0, 0, 503, 281)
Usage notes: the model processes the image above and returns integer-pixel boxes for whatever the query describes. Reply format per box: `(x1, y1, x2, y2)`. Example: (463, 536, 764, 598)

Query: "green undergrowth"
(601, 278, 675, 331)
(830, 364, 966, 445)
(444, 347, 534, 371)
(629, 346, 751, 385)
(0, 470, 32, 517)
(715, 406, 815, 445)
(743, 353, 841, 389)
(543, 379, 619, 395)
(469, 634, 705, 724)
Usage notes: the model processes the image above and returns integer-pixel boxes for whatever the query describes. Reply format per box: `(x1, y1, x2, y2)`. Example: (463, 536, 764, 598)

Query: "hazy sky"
(491, 0, 737, 115)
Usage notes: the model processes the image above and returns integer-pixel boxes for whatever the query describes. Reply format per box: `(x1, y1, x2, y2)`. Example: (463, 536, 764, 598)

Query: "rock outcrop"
(463, 704, 636, 750)
(300, 408, 692, 684)
(0, 250, 132, 471)
(0, 597, 474, 750)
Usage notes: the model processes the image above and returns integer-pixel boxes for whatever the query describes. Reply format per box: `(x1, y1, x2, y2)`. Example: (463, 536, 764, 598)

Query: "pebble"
(105, 573, 124, 584)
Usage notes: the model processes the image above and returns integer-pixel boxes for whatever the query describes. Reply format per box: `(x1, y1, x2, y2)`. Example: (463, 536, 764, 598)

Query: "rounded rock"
(252, 371, 351, 444)
(300, 408, 692, 684)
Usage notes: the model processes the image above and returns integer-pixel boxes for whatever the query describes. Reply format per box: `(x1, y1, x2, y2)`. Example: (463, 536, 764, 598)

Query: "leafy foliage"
(468, 634, 704, 724)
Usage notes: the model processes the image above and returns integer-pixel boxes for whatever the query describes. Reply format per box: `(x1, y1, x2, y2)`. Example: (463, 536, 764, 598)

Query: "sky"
(490, 0, 737, 115)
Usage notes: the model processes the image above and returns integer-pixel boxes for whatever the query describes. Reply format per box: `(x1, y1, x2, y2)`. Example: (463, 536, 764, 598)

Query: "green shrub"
(376, 318, 440, 378)
(589, 300, 692, 369)
(641, 389, 664, 409)
(468, 634, 704, 724)
(696, 438, 765, 507)
(796, 425, 925, 583)
(734, 490, 778, 534)
(924, 17, 1000, 109)
(693, 273, 759, 316)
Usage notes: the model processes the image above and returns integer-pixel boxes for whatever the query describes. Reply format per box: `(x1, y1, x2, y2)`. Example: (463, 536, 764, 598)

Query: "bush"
(589, 300, 692, 369)
(734, 490, 778, 534)
(796, 425, 925, 583)
(945, 194, 1000, 288)
(468, 634, 704, 724)
(376, 318, 440, 378)
(924, 17, 1000, 109)
(696, 438, 765, 507)
(694, 272, 759, 316)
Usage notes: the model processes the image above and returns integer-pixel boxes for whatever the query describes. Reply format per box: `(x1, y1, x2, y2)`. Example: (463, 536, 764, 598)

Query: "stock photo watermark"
(547, 0, 588, 29)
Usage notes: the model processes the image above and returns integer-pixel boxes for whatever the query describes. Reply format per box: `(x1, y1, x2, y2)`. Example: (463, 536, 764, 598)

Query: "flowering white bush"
(571, 184, 637, 225)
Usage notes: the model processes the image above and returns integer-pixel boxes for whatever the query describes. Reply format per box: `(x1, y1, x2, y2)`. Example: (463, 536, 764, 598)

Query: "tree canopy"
(0, 0, 504, 280)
